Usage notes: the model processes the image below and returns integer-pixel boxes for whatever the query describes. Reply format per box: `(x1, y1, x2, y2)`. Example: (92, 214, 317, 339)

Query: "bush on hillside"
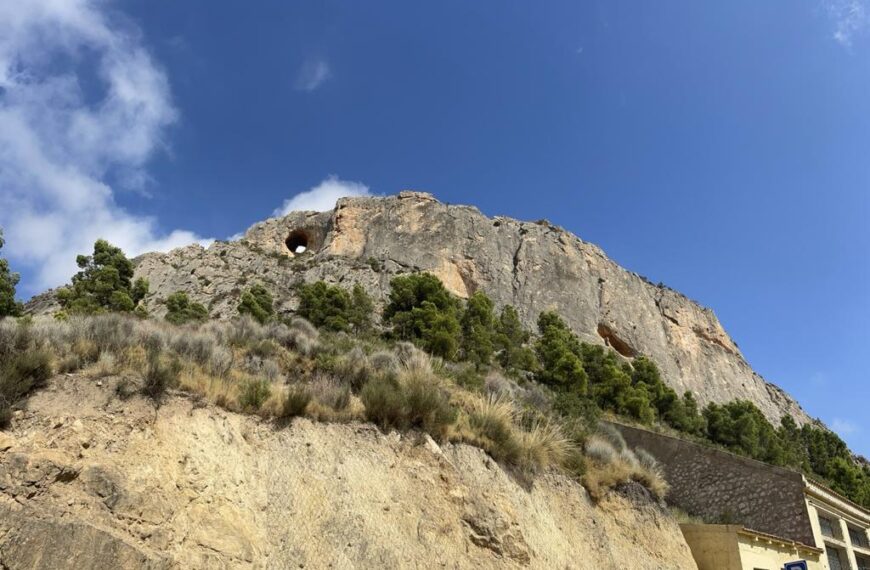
(165, 291, 209, 325)
(0, 228, 22, 318)
(297, 281, 374, 332)
(0, 349, 52, 427)
(239, 377, 272, 412)
(237, 284, 274, 324)
(142, 347, 180, 403)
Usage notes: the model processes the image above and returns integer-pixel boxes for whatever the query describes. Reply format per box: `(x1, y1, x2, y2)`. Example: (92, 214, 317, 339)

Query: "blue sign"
(784, 562, 808, 570)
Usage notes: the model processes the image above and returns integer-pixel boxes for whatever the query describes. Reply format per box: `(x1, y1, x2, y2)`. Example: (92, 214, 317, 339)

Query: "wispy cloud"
(0, 0, 210, 293)
(272, 175, 371, 216)
(809, 371, 829, 387)
(826, 0, 869, 46)
(832, 418, 860, 435)
(294, 58, 331, 92)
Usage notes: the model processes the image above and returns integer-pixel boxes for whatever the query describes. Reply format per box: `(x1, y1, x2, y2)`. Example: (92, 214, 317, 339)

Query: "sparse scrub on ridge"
(24, 269, 869, 505)
(0, 305, 664, 499)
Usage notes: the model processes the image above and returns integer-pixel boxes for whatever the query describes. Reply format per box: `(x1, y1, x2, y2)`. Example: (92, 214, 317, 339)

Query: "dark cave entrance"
(285, 230, 310, 254)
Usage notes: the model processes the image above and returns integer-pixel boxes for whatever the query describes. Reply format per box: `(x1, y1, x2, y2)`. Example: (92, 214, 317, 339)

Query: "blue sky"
(0, 1, 868, 454)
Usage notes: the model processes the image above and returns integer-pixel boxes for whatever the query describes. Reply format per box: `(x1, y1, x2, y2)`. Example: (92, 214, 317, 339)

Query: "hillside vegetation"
(3, 238, 870, 507)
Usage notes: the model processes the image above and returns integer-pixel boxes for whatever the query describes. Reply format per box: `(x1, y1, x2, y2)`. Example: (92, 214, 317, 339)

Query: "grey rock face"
(68, 192, 809, 425)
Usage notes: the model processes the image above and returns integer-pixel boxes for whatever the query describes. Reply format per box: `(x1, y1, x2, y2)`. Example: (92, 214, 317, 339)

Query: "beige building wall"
(803, 481, 870, 570)
(681, 524, 822, 570)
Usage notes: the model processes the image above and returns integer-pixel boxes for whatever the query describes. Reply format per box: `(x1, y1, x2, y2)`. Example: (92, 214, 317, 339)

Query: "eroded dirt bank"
(0, 375, 697, 569)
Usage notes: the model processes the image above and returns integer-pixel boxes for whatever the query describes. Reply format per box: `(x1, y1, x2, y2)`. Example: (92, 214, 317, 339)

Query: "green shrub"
(361, 375, 406, 430)
(349, 284, 375, 332)
(56, 239, 148, 315)
(0, 228, 22, 318)
(0, 349, 52, 397)
(165, 291, 209, 325)
(0, 350, 52, 426)
(403, 373, 456, 438)
(237, 284, 274, 324)
(454, 365, 484, 391)
(281, 384, 312, 418)
(239, 378, 272, 411)
(297, 281, 352, 331)
(142, 348, 180, 402)
(296, 281, 374, 333)
(703, 400, 783, 463)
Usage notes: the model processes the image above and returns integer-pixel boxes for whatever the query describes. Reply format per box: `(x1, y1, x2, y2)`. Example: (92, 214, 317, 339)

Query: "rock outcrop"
(114, 192, 809, 426)
(0, 375, 697, 569)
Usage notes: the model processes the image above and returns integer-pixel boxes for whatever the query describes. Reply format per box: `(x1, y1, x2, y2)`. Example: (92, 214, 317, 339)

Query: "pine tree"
(461, 291, 496, 368)
(534, 311, 588, 393)
(384, 273, 462, 359)
(56, 239, 148, 315)
(493, 305, 537, 372)
(0, 229, 23, 318)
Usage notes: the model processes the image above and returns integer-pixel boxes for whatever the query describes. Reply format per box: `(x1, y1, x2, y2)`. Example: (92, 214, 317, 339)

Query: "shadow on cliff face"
(597, 323, 638, 358)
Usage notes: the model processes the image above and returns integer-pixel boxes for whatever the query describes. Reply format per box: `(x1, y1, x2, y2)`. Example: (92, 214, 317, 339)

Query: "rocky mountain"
(28, 191, 809, 426)
(0, 374, 696, 569)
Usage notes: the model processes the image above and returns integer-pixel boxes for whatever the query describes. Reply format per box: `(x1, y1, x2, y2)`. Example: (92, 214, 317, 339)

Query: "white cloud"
(294, 58, 331, 92)
(0, 0, 210, 292)
(826, 0, 869, 46)
(272, 175, 371, 216)
(832, 418, 860, 435)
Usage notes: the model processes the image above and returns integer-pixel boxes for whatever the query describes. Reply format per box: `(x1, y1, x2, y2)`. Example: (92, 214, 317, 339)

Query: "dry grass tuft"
(582, 429, 669, 501)
(516, 420, 571, 472)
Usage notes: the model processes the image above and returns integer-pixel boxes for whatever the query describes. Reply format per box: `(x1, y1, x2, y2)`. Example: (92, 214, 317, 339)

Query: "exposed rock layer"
(0, 375, 696, 569)
(28, 192, 808, 425)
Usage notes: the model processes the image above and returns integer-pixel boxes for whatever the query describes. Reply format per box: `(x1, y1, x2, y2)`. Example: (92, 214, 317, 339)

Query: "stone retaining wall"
(611, 421, 816, 546)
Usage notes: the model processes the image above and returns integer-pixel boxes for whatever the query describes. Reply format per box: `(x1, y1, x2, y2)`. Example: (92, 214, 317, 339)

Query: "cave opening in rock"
(285, 230, 309, 254)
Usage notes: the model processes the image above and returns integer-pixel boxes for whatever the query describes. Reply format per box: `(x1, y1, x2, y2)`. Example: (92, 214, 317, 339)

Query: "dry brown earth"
(0, 374, 697, 569)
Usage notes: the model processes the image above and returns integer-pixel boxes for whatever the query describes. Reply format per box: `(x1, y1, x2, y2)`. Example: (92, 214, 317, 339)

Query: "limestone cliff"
(113, 192, 807, 426)
(0, 375, 696, 569)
